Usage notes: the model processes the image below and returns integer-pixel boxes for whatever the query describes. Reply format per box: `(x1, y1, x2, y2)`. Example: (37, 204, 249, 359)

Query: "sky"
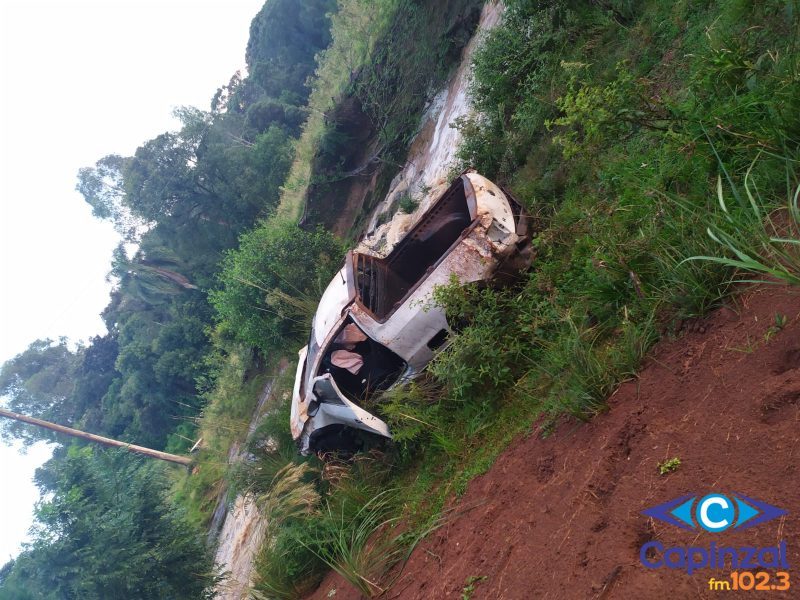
(0, 0, 265, 561)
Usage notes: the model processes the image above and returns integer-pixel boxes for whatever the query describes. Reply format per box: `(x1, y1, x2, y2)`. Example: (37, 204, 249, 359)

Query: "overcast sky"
(0, 0, 265, 561)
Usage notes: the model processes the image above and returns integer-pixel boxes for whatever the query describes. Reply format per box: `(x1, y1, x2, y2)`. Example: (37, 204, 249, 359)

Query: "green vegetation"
(372, 0, 798, 511)
(293, 0, 483, 229)
(211, 219, 344, 357)
(3, 0, 798, 597)
(243, 1, 799, 596)
(0, 448, 215, 600)
(658, 457, 682, 475)
(462, 575, 488, 600)
(307, 489, 403, 597)
(686, 157, 800, 285)
(766, 312, 789, 341)
(1, 0, 338, 594)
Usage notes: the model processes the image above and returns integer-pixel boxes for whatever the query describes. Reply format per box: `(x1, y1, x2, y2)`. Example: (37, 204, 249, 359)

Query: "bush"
(211, 218, 344, 356)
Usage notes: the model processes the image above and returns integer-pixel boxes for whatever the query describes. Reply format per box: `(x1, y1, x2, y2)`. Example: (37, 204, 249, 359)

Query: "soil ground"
(307, 284, 800, 599)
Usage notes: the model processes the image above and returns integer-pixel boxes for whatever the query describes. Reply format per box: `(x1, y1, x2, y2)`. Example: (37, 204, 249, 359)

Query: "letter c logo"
(697, 494, 734, 532)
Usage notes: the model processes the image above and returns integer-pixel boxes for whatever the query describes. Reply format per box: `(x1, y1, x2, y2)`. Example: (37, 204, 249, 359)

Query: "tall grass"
(257, 462, 321, 530)
(358, 0, 799, 566)
(171, 344, 269, 527)
(277, 0, 400, 221)
(307, 490, 401, 597)
(685, 156, 800, 285)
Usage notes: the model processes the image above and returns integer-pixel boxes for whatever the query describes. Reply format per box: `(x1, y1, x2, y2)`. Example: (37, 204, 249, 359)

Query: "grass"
(307, 490, 403, 597)
(684, 155, 800, 285)
(277, 0, 398, 222)
(170, 343, 269, 527)
(202, 0, 800, 597)
(292, 0, 800, 582)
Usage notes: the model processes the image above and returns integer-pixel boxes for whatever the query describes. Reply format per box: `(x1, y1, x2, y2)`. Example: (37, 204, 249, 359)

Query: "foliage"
(0, 448, 215, 599)
(251, 520, 331, 600)
(211, 219, 344, 356)
(546, 61, 669, 159)
(15, 0, 340, 456)
(257, 462, 321, 531)
(304, 489, 415, 598)
(290, 0, 483, 228)
(685, 156, 800, 285)
(346, 2, 800, 588)
(171, 343, 270, 527)
(12, 2, 799, 598)
(397, 192, 419, 214)
(2, 7, 341, 594)
(456, 0, 585, 177)
(461, 575, 487, 600)
(0, 338, 82, 444)
(658, 457, 682, 475)
(276, 0, 403, 222)
(238, 0, 337, 113)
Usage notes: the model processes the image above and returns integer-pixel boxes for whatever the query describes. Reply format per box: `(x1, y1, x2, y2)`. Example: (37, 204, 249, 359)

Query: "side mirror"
(311, 375, 346, 405)
(307, 398, 320, 417)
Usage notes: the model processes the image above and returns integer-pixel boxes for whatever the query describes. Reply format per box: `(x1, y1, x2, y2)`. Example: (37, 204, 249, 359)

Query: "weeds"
(684, 156, 800, 285)
(306, 490, 403, 597)
(226, 1, 799, 597)
(658, 457, 682, 475)
(461, 575, 487, 600)
(257, 462, 321, 531)
(397, 192, 419, 214)
(765, 312, 788, 341)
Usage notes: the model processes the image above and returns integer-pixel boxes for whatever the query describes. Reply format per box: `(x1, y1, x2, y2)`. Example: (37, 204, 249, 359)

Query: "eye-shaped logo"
(642, 493, 787, 532)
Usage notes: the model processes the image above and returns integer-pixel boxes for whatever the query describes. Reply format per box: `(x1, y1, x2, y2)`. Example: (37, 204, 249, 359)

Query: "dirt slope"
(309, 284, 800, 599)
(213, 363, 287, 600)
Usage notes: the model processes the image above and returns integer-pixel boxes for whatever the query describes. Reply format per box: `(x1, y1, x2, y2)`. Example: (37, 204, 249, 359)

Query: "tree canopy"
(1, 3, 340, 594)
(0, 448, 215, 600)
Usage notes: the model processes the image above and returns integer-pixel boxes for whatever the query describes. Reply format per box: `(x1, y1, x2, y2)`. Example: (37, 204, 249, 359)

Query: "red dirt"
(308, 285, 800, 599)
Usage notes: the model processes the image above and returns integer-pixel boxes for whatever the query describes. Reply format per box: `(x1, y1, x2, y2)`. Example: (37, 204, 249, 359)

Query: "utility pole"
(0, 408, 193, 466)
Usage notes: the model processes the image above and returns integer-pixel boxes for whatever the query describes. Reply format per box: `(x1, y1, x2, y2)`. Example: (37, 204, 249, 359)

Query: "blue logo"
(642, 493, 787, 532)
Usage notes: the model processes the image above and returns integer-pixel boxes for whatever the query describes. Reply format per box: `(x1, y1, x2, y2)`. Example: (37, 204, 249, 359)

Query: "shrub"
(211, 219, 344, 356)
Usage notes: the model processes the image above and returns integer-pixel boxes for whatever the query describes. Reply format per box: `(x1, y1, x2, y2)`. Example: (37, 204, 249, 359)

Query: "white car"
(290, 171, 532, 454)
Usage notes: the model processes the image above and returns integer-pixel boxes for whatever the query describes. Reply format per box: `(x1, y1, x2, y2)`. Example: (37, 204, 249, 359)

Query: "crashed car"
(290, 171, 532, 455)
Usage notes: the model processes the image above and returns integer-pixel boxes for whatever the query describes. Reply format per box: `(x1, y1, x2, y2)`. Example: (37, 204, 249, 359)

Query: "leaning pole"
(0, 407, 193, 466)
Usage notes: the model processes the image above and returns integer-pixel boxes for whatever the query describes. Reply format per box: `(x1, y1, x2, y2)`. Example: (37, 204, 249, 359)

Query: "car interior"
(317, 318, 406, 403)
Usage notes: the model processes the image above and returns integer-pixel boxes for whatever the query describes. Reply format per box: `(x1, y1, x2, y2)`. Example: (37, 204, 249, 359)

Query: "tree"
(76, 154, 142, 240)
(0, 448, 215, 599)
(238, 0, 337, 109)
(0, 339, 81, 444)
(211, 219, 344, 356)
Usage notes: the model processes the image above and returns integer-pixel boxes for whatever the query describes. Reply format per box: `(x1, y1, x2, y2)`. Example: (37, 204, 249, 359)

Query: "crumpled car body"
(291, 171, 532, 455)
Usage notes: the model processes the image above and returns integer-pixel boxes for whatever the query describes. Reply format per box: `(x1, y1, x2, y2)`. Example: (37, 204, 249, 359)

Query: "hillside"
(308, 284, 799, 598)
(1, 0, 797, 598)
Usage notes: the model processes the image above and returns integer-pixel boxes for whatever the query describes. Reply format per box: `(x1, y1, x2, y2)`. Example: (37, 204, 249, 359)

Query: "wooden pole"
(0, 408, 193, 466)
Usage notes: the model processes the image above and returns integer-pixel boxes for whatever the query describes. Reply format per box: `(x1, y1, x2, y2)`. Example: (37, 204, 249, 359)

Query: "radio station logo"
(639, 492, 790, 579)
(642, 492, 787, 532)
